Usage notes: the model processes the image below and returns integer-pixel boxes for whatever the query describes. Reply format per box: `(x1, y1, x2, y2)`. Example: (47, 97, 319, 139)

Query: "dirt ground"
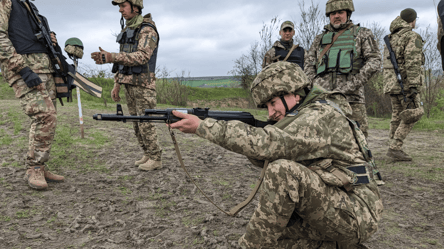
(0, 100, 443, 249)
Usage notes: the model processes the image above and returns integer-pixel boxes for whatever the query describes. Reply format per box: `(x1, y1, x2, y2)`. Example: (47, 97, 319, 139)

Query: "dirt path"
(0, 100, 443, 248)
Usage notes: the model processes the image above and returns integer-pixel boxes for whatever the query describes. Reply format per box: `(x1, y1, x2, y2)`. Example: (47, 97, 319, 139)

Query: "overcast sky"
(33, 0, 440, 77)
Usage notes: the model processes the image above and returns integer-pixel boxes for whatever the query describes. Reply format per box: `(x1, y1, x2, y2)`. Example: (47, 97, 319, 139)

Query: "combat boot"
(139, 159, 162, 171)
(135, 155, 150, 166)
(42, 165, 65, 182)
(24, 166, 48, 190)
(386, 148, 412, 161)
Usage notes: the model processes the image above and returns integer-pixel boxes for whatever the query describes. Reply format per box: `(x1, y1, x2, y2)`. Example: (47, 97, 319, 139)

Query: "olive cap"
(400, 8, 417, 23)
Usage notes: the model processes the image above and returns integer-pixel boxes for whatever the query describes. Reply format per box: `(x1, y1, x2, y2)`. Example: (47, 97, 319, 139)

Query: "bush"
(364, 72, 392, 118)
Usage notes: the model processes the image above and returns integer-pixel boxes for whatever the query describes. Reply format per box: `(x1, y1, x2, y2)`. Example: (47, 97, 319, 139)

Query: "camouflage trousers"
(349, 103, 368, 138)
(13, 74, 57, 168)
(123, 84, 162, 161)
(239, 160, 380, 249)
(389, 94, 422, 150)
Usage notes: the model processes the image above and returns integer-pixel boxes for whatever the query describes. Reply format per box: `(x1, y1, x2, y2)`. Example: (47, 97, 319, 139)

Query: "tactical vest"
(316, 25, 364, 76)
(9, 0, 49, 54)
(112, 22, 159, 75)
(275, 46, 305, 70)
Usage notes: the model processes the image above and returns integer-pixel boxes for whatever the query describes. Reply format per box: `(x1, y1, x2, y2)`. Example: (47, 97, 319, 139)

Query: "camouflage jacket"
(383, 16, 424, 94)
(262, 40, 305, 69)
(304, 21, 381, 103)
(114, 14, 158, 90)
(438, 17, 443, 55)
(0, 0, 53, 91)
(196, 86, 381, 222)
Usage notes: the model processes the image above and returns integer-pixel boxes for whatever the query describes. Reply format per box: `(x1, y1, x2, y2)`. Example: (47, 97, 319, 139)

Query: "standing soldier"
(304, 0, 381, 138)
(91, 0, 162, 171)
(262, 21, 305, 70)
(383, 8, 424, 161)
(438, 0, 444, 70)
(0, 0, 65, 190)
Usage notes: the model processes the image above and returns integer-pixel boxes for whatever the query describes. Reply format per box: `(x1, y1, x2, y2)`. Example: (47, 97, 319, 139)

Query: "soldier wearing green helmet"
(383, 8, 425, 161)
(305, 0, 381, 138)
(91, 0, 162, 171)
(167, 62, 383, 248)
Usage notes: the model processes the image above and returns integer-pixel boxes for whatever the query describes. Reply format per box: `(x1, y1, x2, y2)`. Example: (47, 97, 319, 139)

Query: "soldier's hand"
(407, 87, 418, 99)
(50, 32, 57, 46)
(19, 67, 42, 88)
(167, 110, 201, 134)
(111, 84, 121, 102)
(91, 47, 115, 64)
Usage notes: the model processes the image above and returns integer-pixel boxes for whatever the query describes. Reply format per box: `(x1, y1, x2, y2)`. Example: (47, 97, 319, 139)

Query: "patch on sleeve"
(415, 38, 422, 49)
(148, 35, 157, 49)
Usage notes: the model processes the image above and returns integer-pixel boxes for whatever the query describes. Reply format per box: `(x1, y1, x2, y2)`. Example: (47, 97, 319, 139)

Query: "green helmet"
(112, 0, 143, 9)
(325, 0, 354, 16)
(250, 62, 310, 108)
(64, 37, 83, 48)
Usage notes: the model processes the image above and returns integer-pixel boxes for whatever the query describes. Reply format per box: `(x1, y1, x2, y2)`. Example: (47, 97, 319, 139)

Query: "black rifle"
(93, 104, 275, 128)
(20, 0, 74, 105)
(383, 35, 407, 103)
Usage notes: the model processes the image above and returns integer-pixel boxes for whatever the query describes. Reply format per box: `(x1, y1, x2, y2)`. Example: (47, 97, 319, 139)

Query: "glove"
(407, 87, 418, 99)
(19, 67, 42, 88)
(91, 47, 115, 64)
(111, 84, 121, 102)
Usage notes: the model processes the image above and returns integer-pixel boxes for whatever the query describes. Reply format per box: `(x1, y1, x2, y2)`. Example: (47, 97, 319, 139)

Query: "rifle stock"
(93, 104, 275, 128)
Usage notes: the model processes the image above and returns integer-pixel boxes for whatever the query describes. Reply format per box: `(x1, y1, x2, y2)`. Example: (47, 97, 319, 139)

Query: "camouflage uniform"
(196, 62, 383, 248)
(305, 6, 381, 138)
(383, 16, 424, 152)
(114, 13, 162, 161)
(0, 0, 57, 168)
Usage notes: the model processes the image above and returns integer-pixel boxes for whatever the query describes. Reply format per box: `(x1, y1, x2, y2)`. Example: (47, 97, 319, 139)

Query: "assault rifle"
(383, 35, 407, 103)
(93, 104, 275, 128)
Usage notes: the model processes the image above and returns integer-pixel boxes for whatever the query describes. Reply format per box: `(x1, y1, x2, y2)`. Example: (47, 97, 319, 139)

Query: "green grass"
(181, 79, 239, 87)
(187, 87, 249, 101)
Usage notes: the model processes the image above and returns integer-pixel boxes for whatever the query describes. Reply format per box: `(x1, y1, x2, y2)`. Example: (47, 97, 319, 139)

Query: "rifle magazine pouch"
(327, 49, 340, 70)
(322, 33, 334, 45)
(316, 55, 327, 75)
(308, 159, 354, 188)
(339, 50, 353, 74)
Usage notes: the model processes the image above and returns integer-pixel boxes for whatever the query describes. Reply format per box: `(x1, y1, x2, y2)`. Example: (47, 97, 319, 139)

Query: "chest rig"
(112, 22, 159, 75)
(316, 25, 364, 76)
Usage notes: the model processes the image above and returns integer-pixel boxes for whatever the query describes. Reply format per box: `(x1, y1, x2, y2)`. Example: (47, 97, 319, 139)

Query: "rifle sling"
(168, 125, 269, 217)
(283, 44, 299, 62)
(318, 24, 353, 63)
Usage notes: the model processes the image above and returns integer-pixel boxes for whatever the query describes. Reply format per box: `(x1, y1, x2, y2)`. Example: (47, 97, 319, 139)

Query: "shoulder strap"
(318, 23, 353, 63)
(283, 44, 299, 62)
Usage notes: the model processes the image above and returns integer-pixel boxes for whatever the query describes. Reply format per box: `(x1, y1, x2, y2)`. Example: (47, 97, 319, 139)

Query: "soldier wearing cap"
(304, 0, 381, 138)
(383, 8, 424, 161)
(168, 61, 383, 248)
(0, 0, 65, 190)
(91, 0, 162, 171)
(262, 21, 305, 69)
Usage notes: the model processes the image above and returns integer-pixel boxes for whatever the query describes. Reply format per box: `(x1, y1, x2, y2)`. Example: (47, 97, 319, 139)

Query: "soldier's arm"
(304, 35, 321, 82)
(404, 33, 423, 89)
(0, 0, 27, 74)
(343, 28, 381, 93)
(262, 48, 273, 69)
(195, 104, 360, 163)
(113, 25, 158, 67)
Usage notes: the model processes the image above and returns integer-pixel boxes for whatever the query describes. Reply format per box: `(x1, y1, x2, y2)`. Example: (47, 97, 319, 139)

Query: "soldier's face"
(266, 94, 300, 121)
(329, 10, 347, 28)
(119, 2, 138, 20)
(279, 28, 295, 42)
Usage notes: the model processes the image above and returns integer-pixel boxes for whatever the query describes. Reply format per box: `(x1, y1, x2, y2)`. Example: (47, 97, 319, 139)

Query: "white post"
(74, 59, 84, 138)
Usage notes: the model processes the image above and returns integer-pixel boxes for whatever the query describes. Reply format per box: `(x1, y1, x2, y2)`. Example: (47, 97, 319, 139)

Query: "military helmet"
(325, 0, 355, 16)
(112, 0, 143, 9)
(64, 37, 83, 49)
(250, 62, 310, 108)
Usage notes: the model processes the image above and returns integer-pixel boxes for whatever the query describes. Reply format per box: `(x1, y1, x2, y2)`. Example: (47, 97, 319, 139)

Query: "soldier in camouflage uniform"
(262, 21, 305, 70)
(438, 1, 444, 70)
(383, 8, 424, 161)
(304, 0, 381, 138)
(168, 62, 383, 248)
(91, 0, 162, 171)
(0, 0, 65, 190)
